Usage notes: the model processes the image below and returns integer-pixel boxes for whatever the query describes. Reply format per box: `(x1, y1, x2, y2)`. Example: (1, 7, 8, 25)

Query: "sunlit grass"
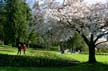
(96, 55, 108, 63)
(63, 54, 88, 62)
(0, 45, 108, 63)
(0, 45, 108, 71)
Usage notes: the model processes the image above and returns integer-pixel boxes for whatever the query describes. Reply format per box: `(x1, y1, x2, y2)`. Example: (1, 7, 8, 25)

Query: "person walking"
(17, 43, 22, 55)
(22, 43, 27, 55)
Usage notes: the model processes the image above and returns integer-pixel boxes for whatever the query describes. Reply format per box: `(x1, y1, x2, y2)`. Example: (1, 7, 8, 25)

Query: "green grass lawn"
(0, 45, 108, 71)
(63, 53, 108, 63)
(1, 46, 108, 63)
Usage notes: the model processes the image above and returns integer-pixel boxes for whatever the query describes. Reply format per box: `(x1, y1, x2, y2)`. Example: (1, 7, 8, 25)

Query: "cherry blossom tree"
(45, 0, 108, 63)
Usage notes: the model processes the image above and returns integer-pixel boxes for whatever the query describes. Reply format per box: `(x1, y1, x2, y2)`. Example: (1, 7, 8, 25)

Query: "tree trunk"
(78, 32, 97, 63)
(4, 38, 9, 45)
(4, 40, 8, 45)
(15, 36, 20, 47)
(88, 44, 97, 63)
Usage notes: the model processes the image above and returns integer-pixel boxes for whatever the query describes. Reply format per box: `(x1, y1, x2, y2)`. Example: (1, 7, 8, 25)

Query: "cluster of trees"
(0, 0, 52, 49)
(0, 0, 33, 46)
(59, 32, 88, 54)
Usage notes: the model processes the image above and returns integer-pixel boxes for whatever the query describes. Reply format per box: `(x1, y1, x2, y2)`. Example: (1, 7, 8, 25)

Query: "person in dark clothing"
(60, 42, 65, 54)
(21, 43, 27, 55)
(17, 43, 22, 55)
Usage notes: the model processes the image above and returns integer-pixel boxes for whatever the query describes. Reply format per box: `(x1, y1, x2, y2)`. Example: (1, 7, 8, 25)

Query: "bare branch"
(95, 41, 108, 46)
(67, 20, 72, 26)
(99, 25, 108, 29)
(74, 31, 90, 46)
(82, 34, 90, 46)
(94, 32, 108, 44)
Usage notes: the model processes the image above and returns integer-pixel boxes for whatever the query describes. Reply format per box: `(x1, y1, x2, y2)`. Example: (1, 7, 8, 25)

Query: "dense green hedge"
(0, 54, 79, 67)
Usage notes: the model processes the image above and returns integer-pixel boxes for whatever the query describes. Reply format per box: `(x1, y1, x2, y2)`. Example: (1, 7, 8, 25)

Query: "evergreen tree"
(4, 0, 31, 46)
(0, 0, 6, 41)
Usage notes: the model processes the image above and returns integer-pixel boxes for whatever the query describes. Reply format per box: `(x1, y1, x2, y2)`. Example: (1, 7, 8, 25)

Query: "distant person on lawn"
(21, 43, 27, 55)
(17, 42, 22, 55)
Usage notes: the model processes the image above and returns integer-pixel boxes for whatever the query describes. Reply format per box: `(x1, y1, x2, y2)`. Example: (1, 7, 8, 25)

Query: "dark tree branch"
(90, 34, 94, 42)
(76, 29, 89, 46)
(75, 28, 90, 46)
(67, 20, 72, 26)
(94, 32, 108, 44)
(82, 34, 90, 46)
(95, 41, 108, 46)
(99, 25, 108, 29)
(75, 29, 80, 34)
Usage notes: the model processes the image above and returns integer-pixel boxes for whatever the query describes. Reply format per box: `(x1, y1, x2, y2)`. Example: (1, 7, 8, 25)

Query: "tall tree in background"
(4, 0, 31, 46)
(0, 0, 7, 41)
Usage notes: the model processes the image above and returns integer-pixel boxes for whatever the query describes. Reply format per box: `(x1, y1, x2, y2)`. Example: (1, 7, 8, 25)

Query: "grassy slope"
(0, 45, 108, 71)
(1, 46, 108, 63)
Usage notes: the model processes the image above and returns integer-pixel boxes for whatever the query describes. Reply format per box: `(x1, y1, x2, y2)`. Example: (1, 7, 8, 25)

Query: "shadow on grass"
(0, 54, 108, 71)
(0, 63, 108, 71)
(67, 62, 108, 71)
(0, 54, 79, 67)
